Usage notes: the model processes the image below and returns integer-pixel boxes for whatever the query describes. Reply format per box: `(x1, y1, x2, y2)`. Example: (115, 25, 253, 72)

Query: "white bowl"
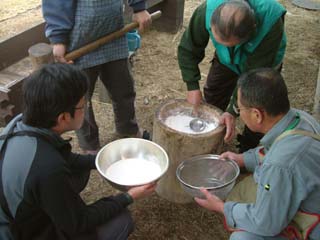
(96, 138, 169, 191)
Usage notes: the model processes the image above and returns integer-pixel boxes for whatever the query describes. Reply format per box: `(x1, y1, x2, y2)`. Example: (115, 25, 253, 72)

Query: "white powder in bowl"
(105, 158, 162, 185)
(164, 115, 218, 134)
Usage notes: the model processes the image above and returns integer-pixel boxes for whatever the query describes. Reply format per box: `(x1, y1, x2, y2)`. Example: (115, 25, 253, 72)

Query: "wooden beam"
(0, 22, 49, 71)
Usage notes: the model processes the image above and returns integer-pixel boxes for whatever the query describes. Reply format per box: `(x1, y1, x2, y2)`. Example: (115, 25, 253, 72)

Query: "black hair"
(237, 68, 290, 116)
(211, 0, 256, 43)
(22, 63, 89, 128)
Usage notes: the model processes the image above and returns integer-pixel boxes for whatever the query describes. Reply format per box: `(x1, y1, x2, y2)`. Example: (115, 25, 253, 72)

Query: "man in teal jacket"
(178, 0, 286, 151)
(195, 68, 320, 240)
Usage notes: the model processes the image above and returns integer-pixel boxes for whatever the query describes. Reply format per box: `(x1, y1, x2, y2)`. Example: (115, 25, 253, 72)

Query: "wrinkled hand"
(220, 151, 244, 168)
(132, 10, 151, 33)
(52, 43, 73, 64)
(219, 112, 236, 142)
(127, 182, 156, 200)
(187, 90, 203, 107)
(194, 188, 224, 213)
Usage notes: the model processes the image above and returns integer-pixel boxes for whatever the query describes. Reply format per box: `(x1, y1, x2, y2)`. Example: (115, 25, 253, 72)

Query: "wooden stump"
(153, 99, 225, 203)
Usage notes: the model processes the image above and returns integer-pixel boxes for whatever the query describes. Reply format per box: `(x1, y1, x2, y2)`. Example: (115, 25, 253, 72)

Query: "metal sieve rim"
(176, 154, 240, 190)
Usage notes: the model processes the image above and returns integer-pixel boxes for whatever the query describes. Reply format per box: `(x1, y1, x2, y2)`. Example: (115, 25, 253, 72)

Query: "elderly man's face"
(211, 26, 241, 47)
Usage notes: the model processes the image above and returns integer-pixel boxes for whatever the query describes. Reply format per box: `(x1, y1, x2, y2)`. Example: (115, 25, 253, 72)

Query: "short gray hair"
(238, 68, 290, 116)
(211, 0, 256, 43)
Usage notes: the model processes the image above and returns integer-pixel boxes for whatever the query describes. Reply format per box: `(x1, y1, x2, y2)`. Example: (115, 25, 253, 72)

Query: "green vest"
(205, 0, 286, 74)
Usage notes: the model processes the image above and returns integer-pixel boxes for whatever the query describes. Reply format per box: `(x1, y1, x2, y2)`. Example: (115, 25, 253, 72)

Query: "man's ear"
(252, 108, 264, 125)
(56, 112, 71, 128)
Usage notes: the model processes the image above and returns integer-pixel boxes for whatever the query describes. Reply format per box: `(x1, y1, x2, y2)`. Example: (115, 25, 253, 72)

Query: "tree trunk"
(153, 99, 225, 203)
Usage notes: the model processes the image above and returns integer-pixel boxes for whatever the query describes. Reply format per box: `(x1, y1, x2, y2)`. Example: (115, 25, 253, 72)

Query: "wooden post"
(0, 72, 24, 125)
(151, 0, 185, 33)
(28, 43, 54, 71)
(313, 64, 320, 121)
(153, 100, 225, 203)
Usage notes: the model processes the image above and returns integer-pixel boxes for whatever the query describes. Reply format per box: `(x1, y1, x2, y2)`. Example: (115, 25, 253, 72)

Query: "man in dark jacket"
(0, 64, 155, 240)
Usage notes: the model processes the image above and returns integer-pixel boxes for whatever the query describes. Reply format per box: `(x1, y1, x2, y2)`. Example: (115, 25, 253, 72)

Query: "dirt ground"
(0, 0, 319, 239)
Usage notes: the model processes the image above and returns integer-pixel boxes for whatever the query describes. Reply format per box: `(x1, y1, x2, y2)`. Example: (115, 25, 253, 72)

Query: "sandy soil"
(0, 0, 319, 239)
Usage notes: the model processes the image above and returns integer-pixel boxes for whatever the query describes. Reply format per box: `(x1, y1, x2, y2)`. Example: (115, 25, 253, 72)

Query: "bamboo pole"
(65, 11, 162, 61)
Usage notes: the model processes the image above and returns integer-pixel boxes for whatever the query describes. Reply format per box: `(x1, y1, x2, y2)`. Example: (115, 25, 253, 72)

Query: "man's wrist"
(216, 201, 225, 214)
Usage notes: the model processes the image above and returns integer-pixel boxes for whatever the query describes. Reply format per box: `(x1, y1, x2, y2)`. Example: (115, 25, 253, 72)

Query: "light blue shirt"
(224, 109, 320, 239)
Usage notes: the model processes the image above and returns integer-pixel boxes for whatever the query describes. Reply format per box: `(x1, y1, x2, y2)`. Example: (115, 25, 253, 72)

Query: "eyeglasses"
(234, 105, 250, 115)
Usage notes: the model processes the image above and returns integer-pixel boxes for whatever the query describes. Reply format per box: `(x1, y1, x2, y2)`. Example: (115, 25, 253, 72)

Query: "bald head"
(211, 0, 256, 44)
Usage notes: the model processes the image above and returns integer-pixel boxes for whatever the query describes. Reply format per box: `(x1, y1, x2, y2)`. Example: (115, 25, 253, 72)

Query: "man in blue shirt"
(195, 68, 320, 240)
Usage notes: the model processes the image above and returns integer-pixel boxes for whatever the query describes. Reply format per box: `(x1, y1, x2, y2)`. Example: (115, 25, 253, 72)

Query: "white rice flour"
(164, 115, 218, 134)
(105, 158, 161, 185)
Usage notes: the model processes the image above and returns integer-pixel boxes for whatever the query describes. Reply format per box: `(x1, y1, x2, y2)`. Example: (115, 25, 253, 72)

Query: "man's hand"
(219, 112, 236, 142)
(52, 43, 73, 64)
(127, 182, 156, 200)
(194, 188, 224, 214)
(132, 10, 151, 33)
(187, 90, 203, 106)
(220, 151, 244, 167)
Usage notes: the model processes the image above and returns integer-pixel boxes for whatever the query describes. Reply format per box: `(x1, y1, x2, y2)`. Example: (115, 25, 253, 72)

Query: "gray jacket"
(224, 109, 320, 239)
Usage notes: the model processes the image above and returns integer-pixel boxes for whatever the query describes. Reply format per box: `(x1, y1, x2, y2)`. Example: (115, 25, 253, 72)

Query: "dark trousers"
(204, 54, 263, 152)
(76, 59, 139, 150)
(204, 56, 238, 111)
(73, 210, 134, 240)
(71, 171, 134, 240)
(95, 210, 134, 240)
